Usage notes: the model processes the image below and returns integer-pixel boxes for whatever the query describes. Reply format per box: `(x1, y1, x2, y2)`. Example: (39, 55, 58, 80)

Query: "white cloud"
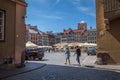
(78, 6, 89, 12)
(70, 0, 95, 17)
(80, 20, 85, 23)
(27, 0, 47, 4)
(70, 0, 81, 5)
(89, 0, 95, 2)
(87, 12, 96, 17)
(55, 0, 60, 4)
(77, 6, 96, 16)
(42, 15, 62, 20)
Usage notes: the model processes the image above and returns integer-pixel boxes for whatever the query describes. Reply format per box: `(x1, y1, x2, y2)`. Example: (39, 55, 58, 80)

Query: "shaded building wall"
(15, 1, 26, 65)
(0, 0, 27, 67)
(96, 0, 120, 64)
(107, 18, 120, 64)
(0, 0, 16, 64)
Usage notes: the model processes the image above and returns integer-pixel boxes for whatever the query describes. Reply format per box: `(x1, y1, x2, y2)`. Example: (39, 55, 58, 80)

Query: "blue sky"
(26, 0, 96, 33)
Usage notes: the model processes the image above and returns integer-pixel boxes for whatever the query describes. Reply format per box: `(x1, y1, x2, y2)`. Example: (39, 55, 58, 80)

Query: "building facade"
(0, 0, 27, 68)
(26, 26, 56, 46)
(78, 22, 87, 30)
(41, 33, 49, 46)
(26, 24, 39, 45)
(54, 33, 63, 44)
(96, 0, 120, 64)
(38, 31, 43, 46)
(46, 31, 55, 46)
(62, 22, 88, 43)
(87, 27, 97, 43)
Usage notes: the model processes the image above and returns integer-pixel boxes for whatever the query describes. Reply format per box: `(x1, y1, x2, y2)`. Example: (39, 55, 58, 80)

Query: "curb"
(0, 64, 46, 80)
(83, 65, 120, 72)
(94, 66, 120, 72)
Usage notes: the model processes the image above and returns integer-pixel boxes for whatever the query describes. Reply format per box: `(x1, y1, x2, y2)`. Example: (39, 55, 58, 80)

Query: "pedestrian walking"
(64, 48, 71, 65)
(48, 48, 51, 53)
(73, 46, 81, 66)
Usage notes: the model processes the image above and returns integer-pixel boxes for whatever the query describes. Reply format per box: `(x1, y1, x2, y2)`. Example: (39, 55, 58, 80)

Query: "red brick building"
(63, 23, 87, 43)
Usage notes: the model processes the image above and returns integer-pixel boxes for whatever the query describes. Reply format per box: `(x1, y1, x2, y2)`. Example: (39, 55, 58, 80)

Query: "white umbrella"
(54, 43, 68, 48)
(26, 41, 38, 48)
(89, 43, 97, 47)
(78, 43, 84, 47)
(38, 46, 43, 48)
(83, 43, 90, 47)
(82, 43, 97, 47)
(53, 43, 61, 47)
(68, 42, 79, 47)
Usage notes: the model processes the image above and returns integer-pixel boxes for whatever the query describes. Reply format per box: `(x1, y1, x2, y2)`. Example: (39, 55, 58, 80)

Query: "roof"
(64, 29, 85, 34)
(29, 29, 38, 34)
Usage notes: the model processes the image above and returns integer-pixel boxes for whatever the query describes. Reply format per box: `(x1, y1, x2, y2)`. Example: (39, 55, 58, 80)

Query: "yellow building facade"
(0, 0, 27, 68)
(96, 0, 120, 64)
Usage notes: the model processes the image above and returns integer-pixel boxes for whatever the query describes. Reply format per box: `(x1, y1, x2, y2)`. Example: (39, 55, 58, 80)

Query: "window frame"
(0, 9, 5, 42)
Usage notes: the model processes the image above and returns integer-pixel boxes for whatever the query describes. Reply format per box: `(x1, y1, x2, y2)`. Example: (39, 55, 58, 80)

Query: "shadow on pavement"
(0, 61, 120, 80)
(0, 62, 46, 79)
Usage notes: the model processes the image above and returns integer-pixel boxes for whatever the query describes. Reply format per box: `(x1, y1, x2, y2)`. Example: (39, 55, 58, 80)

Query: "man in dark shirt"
(73, 46, 81, 65)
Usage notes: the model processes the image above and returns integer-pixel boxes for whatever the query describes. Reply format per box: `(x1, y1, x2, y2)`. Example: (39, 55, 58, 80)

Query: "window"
(0, 10, 5, 41)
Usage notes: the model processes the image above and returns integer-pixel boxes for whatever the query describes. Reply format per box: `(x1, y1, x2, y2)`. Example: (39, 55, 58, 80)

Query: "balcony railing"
(103, 0, 120, 12)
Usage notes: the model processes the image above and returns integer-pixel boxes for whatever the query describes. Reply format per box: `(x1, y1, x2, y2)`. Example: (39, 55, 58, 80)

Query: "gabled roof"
(29, 29, 38, 34)
(64, 29, 84, 34)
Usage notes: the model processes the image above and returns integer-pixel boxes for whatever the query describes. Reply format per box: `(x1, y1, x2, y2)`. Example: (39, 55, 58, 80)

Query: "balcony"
(103, 0, 120, 20)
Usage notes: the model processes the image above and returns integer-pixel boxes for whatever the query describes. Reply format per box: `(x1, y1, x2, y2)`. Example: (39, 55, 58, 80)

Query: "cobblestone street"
(2, 52, 120, 80)
(38, 51, 88, 66)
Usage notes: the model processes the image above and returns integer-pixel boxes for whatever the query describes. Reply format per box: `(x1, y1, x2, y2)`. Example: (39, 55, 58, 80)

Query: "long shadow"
(41, 64, 120, 80)
(0, 61, 120, 80)
(0, 62, 46, 79)
(41, 59, 49, 61)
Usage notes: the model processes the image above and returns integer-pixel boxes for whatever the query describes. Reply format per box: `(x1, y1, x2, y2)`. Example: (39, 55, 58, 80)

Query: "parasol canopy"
(53, 43, 68, 47)
(68, 42, 79, 47)
(26, 41, 38, 48)
(82, 43, 97, 47)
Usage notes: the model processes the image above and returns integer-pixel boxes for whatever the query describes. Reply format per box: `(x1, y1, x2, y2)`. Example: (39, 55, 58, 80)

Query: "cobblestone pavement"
(2, 52, 120, 80)
(39, 52, 88, 66)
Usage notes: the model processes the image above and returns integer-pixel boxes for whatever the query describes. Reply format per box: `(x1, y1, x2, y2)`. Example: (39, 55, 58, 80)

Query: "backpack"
(76, 48, 81, 56)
